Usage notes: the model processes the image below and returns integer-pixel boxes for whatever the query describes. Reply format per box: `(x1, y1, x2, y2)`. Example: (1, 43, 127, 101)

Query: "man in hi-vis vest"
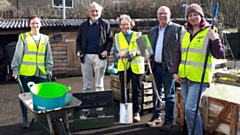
(11, 16, 53, 128)
(114, 14, 144, 122)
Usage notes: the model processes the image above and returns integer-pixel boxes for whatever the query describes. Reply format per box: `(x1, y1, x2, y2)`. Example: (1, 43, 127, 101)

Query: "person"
(146, 6, 183, 129)
(76, 2, 113, 119)
(170, 3, 224, 135)
(114, 14, 144, 122)
(11, 16, 53, 128)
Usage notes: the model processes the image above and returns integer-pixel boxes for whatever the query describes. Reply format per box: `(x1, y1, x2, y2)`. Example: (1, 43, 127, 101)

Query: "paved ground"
(0, 75, 187, 135)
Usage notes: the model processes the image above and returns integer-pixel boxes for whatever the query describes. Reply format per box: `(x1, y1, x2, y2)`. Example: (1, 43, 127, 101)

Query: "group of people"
(11, 1, 224, 134)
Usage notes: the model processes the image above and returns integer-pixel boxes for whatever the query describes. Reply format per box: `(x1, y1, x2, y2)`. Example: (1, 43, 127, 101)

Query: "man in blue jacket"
(76, 2, 113, 119)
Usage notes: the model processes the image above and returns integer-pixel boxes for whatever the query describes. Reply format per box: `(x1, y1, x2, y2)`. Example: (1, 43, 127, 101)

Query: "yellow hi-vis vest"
(178, 27, 214, 83)
(115, 31, 144, 74)
(19, 32, 48, 76)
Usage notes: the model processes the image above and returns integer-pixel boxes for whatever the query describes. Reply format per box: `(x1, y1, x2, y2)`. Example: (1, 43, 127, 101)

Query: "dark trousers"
(19, 76, 48, 119)
(118, 68, 143, 114)
(152, 63, 175, 120)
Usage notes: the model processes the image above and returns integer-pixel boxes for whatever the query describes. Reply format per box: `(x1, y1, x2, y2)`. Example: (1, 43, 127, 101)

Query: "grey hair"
(117, 14, 135, 28)
(89, 2, 103, 11)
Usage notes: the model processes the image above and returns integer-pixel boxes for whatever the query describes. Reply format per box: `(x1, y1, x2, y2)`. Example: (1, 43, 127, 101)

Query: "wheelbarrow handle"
(17, 77, 25, 93)
(47, 74, 51, 82)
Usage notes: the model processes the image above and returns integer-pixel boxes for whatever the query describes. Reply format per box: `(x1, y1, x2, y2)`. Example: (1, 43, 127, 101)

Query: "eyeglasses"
(120, 23, 130, 26)
(158, 13, 169, 16)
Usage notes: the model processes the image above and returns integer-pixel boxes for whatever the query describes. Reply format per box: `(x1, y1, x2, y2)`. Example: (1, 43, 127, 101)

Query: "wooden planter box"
(175, 84, 240, 135)
(110, 74, 153, 110)
(72, 90, 114, 131)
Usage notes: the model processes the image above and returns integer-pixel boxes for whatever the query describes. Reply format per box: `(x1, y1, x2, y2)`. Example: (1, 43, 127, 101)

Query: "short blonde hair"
(118, 14, 135, 29)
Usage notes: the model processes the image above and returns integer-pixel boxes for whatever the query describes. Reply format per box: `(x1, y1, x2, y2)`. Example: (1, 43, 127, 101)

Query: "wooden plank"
(202, 96, 209, 131)
(67, 41, 82, 76)
(54, 59, 68, 63)
(54, 63, 68, 66)
(179, 92, 185, 128)
(142, 82, 152, 89)
(143, 89, 153, 95)
(143, 96, 152, 102)
(73, 115, 114, 131)
(52, 51, 67, 55)
(213, 78, 240, 87)
(72, 91, 113, 109)
(52, 55, 68, 59)
(52, 67, 67, 70)
(230, 104, 238, 135)
(52, 46, 68, 51)
(142, 102, 153, 109)
(214, 71, 240, 82)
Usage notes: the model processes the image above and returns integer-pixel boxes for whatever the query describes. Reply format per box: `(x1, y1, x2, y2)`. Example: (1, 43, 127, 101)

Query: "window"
(52, 0, 74, 8)
(113, 1, 129, 12)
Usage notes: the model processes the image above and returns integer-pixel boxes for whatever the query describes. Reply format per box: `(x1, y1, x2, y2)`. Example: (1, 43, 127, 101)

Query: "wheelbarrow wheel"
(52, 119, 68, 135)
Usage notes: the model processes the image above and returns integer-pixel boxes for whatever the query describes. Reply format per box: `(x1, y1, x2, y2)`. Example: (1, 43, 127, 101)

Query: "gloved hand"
(126, 52, 134, 62)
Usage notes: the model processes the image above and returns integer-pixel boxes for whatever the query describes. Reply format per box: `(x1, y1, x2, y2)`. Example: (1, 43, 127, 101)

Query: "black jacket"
(149, 22, 183, 70)
(76, 18, 113, 63)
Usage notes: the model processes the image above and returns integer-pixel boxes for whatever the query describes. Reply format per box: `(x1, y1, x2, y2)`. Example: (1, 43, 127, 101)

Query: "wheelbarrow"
(17, 77, 81, 135)
(19, 92, 81, 135)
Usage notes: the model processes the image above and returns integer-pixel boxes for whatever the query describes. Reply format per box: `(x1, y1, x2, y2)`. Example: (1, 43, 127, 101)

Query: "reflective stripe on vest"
(115, 32, 144, 74)
(178, 27, 214, 83)
(19, 32, 48, 76)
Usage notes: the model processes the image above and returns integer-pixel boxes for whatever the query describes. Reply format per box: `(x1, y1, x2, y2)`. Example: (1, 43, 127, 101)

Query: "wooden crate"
(175, 84, 240, 135)
(110, 74, 153, 110)
(175, 87, 185, 129)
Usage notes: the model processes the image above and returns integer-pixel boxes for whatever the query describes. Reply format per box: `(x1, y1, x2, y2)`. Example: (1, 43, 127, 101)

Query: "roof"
(0, 18, 202, 30)
(0, 19, 119, 30)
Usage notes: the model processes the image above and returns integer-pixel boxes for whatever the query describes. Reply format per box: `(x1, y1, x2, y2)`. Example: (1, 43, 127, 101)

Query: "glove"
(126, 53, 134, 62)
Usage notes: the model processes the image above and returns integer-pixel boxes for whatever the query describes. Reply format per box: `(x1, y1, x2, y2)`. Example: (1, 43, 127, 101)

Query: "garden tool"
(136, 35, 163, 111)
(119, 59, 133, 124)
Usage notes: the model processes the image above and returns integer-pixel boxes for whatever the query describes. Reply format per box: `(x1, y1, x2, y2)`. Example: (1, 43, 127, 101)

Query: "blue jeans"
(181, 79, 208, 135)
(152, 64, 175, 121)
(19, 76, 48, 118)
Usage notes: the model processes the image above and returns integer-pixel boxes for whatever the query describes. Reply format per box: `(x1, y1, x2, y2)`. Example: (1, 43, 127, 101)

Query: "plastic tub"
(27, 82, 71, 111)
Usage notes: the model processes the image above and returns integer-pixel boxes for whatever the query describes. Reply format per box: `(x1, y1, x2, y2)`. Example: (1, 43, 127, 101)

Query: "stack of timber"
(175, 84, 240, 135)
(110, 74, 153, 110)
(212, 69, 240, 87)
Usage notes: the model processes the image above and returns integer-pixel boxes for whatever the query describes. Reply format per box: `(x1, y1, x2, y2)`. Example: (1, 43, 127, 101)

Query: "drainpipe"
(62, 0, 66, 19)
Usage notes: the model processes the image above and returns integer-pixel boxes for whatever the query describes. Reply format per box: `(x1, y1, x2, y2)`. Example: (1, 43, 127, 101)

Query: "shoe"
(159, 118, 173, 131)
(146, 115, 161, 127)
(22, 117, 29, 129)
(79, 111, 89, 119)
(133, 113, 140, 122)
(96, 111, 105, 118)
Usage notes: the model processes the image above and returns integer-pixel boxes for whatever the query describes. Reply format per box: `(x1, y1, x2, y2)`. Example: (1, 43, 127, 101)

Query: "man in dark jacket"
(146, 6, 183, 130)
(76, 2, 113, 119)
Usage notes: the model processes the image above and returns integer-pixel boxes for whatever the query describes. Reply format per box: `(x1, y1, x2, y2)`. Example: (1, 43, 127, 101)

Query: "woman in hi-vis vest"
(114, 14, 144, 122)
(11, 16, 53, 128)
(170, 4, 224, 135)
